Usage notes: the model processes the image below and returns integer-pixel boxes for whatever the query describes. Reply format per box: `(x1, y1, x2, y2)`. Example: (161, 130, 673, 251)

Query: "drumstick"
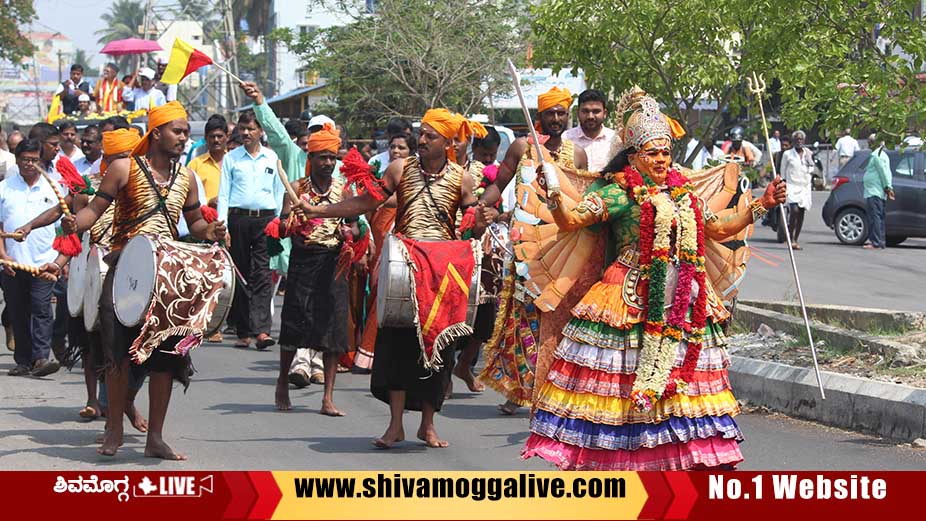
(0, 259, 40, 276)
(40, 172, 72, 217)
(0, 231, 25, 241)
(276, 159, 300, 204)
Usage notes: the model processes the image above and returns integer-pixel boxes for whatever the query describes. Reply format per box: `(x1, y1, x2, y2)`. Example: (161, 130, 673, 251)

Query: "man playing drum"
(58, 101, 227, 459)
(300, 109, 483, 449)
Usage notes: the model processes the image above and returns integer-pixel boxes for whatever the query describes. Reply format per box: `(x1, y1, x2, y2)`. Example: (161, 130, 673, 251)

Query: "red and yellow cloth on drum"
(520, 182, 744, 471)
(398, 236, 477, 371)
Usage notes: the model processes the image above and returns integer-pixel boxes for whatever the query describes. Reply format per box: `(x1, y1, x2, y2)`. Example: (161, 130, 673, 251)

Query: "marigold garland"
(624, 165, 709, 411)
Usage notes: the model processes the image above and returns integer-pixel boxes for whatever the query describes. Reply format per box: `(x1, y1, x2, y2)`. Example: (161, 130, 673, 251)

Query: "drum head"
(67, 235, 92, 317)
(113, 235, 157, 327)
(204, 247, 235, 336)
(83, 246, 107, 331)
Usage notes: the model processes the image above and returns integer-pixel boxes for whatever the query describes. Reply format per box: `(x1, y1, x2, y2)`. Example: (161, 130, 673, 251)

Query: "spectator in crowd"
(768, 129, 782, 156)
(58, 64, 93, 115)
(723, 126, 758, 167)
(227, 129, 242, 151)
(780, 130, 815, 250)
(75, 94, 93, 118)
(835, 128, 860, 170)
(7, 130, 24, 154)
(123, 67, 167, 111)
(563, 89, 616, 172)
(368, 117, 413, 175)
(862, 133, 894, 250)
(0, 130, 14, 180)
(188, 114, 228, 207)
(472, 126, 500, 166)
(57, 120, 85, 163)
(73, 125, 102, 177)
(685, 137, 714, 170)
(94, 63, 123, 113)
(217, 110, 284, 350)
(0, 139, 64, 376)
(284, 119, 310, 152)
(154, 57, 178, 102)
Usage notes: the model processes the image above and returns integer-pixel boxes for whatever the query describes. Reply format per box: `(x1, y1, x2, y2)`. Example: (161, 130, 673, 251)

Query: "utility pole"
(139, 0, 154, 70)
(57, 50, 63, 82)
(222, 0, 240, 111)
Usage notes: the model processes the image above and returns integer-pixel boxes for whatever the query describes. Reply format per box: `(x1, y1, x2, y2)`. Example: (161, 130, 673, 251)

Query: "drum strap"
(134, 156, 180, 239)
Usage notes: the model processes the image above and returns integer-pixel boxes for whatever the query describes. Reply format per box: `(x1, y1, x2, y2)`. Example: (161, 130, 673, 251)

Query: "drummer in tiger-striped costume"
(475, 86, 600, 415)
(60, 101, 227, 460)
(16, 122, 149, 434)
(300, 109, 483, 449)
(274, 122, 368, 416)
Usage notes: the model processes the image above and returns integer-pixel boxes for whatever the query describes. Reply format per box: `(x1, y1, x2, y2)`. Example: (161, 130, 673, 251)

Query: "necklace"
(418, 155, 447, 179)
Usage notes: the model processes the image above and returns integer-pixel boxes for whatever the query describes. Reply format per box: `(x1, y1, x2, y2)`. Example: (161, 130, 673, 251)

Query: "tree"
(72, 49, 91, 72)
(95, 0, 147, 72)
(531, 0, 926, 164)
(273, 0, 529, 128)
(0, 0, 36, 64)
(170, 0, 222, 40)
(232, 0, 272, 37)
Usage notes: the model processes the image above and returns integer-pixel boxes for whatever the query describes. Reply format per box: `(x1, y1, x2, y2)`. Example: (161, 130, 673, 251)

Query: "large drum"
(112, 235, 235, 335)
(377, 234, 481, 329)
(83, 244, 109, 331)
(67, 234, 92, 317)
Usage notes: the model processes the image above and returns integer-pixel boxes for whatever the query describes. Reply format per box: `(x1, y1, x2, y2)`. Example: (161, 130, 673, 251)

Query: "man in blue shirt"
(218, 110, 284, 349)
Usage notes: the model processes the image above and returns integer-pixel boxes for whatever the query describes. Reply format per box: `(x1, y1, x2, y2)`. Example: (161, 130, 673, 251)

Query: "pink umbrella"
(100, 38, 163, 56)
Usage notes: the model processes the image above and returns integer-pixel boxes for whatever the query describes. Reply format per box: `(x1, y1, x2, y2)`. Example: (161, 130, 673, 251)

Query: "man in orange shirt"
(187, 114, 228, 207)
(93, 63, 123, 114)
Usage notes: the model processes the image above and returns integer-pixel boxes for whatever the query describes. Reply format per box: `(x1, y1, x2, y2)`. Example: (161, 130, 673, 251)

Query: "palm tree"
(232, 0, 272, 37)
(95, 0, 146, 71)
(170, 0, 221, 39)
(72, 49, 90, 71)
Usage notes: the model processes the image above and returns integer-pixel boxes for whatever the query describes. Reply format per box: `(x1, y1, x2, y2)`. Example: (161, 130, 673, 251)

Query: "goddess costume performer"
(521, 90, 786, 470)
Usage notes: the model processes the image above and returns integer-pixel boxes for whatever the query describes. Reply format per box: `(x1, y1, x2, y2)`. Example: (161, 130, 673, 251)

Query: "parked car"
(822, 149, 926, 246)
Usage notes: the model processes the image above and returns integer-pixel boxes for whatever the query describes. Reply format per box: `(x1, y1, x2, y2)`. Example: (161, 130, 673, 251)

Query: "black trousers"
(228, 213, 274, 338)
(1, 270, 54, 367)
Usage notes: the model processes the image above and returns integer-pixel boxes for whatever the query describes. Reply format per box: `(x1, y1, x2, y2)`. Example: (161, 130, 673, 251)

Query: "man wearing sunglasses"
(74, 125, 103, 177)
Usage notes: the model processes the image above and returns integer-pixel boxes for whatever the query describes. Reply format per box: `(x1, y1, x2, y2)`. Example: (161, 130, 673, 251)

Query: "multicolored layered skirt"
(521, 265, 744, 471)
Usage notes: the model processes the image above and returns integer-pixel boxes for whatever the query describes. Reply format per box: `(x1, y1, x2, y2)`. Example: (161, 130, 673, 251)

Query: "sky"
(33, 0, 116, 70)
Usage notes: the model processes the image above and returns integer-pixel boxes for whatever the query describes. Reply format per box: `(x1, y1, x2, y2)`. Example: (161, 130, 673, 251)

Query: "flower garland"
(624, 165, 708, 411)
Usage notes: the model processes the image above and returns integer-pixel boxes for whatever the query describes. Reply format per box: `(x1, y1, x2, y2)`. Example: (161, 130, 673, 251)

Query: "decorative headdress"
(615, 87, 685, 151)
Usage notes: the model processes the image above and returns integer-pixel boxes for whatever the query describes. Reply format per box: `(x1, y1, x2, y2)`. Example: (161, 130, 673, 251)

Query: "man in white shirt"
(768, 129, 782, 155)
(562, 89, 617, 172)
(780, 130, 815, 250)
(122, 67, 167, 111)
(73, 125, 102, 177)
(57, 120, 85, 163)
(0, 139, 63, 377)
(834, 128, 860, 169)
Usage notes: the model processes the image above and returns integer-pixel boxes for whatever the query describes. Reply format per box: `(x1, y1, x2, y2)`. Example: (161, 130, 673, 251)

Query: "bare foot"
(497, 401, 519, 416)
(144, 435, 187, 460)
(79, 401, 101, 419)
(443, 379, 453, 401)
(417, 425, 449, 448)
(126, 404, 148, 433)
(372, 425, 405, 449)
(95, 430, 124, 445)
(97, 428, 123, 456)
(275, 382, 292, 411)
(453, 366, 485, 393)
(320, 401, 345, 417)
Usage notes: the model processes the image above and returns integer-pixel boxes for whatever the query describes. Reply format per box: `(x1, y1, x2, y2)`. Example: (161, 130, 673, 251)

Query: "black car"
(822, 150, 926, 246)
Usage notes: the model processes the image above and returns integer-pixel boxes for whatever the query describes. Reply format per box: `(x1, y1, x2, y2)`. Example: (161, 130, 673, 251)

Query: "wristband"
(748, 200, 768, 223)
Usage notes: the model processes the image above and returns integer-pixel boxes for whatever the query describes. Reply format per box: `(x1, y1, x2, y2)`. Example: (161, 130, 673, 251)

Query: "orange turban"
(537, 86, 572, 113)
(308, 123, 341, 154)
(132, 100, 189, 156)
(421, 109, 489, 162)
(101, 128, 142, 174)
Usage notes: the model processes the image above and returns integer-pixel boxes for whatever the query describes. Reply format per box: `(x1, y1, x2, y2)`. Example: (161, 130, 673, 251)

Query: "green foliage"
(531, 0, 926, 163)
(72, 49, 91, 71)
(273, 0, 530, 128)
(95, 0, 147, 72)
(170, 0, 223, 41)
(0, 0, 36, 64)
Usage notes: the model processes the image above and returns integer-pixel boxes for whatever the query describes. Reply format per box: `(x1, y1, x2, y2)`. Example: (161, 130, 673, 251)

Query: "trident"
(747, 72, 826, 399)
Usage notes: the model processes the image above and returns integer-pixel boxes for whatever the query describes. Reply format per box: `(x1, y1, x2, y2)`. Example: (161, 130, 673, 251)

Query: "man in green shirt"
(862, 134, 895, 249)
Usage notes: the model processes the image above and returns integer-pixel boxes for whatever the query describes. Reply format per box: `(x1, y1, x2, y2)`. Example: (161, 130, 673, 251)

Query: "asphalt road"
(1, 337, 925, 470)
(2, 189, 925, 470)
(739, 191, 926, 312)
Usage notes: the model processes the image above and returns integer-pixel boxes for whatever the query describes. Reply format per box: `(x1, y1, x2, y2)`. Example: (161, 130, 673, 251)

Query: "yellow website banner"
(271, 471, 646, 520)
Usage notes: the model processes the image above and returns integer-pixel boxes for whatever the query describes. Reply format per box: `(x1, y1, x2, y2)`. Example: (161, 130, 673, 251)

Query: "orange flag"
(161, 38, 214, 84)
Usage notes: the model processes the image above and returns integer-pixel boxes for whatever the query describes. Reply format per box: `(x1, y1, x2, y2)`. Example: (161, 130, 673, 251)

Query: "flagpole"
(212, 62, 245, 85)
